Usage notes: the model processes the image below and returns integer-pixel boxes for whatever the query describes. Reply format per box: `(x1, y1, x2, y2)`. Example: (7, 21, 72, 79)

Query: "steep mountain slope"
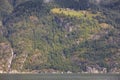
(0, 0, 120, 73)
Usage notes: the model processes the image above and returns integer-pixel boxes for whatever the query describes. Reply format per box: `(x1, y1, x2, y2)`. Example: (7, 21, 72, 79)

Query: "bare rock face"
(44, 0, 53, 3)
(86, 65, 107, 73)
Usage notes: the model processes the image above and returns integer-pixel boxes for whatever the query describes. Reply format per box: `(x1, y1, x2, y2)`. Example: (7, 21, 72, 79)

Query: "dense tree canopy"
(0, 0, 120, 73)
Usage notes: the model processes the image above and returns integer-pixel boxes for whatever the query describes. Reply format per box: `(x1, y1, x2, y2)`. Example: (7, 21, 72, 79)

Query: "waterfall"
(8, 48, 14, 72)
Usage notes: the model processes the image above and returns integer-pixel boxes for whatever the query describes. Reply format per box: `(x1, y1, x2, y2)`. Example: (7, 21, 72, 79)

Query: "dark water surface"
(0, 73, 120, 80)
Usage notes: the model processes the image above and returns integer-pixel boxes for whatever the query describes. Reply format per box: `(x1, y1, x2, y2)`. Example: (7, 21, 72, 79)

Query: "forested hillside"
(0, 0, 120, 73)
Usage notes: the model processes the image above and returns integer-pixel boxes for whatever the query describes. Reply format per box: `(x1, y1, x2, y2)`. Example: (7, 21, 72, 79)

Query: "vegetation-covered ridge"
(0, 0, 120, 73)
(51, 8, 100, 18)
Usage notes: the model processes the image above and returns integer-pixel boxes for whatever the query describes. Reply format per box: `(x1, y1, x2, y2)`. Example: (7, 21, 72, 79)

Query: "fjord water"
(0, 74, 119, 80)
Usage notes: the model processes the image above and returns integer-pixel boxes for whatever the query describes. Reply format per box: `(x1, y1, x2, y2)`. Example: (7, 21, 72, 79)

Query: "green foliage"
(0, 0, 120, 72)
(0, 0, 13, 20)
